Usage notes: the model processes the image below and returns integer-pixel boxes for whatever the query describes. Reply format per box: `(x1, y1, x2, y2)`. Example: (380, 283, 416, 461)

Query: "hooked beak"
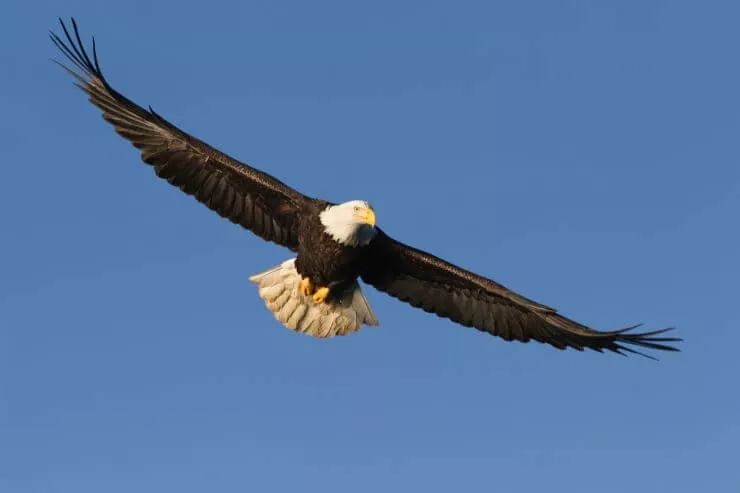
(361, 208, 376, 228)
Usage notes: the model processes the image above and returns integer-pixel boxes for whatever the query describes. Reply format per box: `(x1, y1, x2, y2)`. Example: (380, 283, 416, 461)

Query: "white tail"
(248, 258, 379, 338)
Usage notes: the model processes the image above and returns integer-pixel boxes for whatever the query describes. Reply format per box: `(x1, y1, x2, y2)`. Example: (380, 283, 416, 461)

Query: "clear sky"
(2, 1, 738, 491)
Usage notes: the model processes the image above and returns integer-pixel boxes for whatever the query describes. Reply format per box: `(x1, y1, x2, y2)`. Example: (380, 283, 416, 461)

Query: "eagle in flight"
(50, 18, 681, 359)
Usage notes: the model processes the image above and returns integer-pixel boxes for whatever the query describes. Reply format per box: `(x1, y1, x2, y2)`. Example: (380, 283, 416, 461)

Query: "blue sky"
(2, 1, 738, 491)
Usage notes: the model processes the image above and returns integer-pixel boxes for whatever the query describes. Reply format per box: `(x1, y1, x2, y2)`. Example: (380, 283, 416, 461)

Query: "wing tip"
(50, 16, 105, 83)
(602, 325, 682, 361)
(545, 312, 682, 360)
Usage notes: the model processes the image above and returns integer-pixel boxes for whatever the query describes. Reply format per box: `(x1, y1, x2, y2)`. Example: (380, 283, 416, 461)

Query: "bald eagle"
(50, 18, 680, 358)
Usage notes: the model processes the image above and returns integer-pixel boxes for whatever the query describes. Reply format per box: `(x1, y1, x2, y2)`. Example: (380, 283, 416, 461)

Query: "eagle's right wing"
(362, 229, 681, 358)
(51, 18, 319, 251)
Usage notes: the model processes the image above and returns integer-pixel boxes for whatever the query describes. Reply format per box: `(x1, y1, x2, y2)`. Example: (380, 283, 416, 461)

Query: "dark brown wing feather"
(50, 18, 317, 251)
(362, 230, 681, 358)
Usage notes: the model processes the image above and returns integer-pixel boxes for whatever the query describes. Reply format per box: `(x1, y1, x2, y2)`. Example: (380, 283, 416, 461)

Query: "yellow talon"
(299, 277, 315, 296)
(312, 287, 330, 304)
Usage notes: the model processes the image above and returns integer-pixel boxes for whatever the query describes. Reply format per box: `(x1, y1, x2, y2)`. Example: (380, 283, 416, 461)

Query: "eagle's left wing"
(50, 18, 320, 251)
(361, 229, 681, 358)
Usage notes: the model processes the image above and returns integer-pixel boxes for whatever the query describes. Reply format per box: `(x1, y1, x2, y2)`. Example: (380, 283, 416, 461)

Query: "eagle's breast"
(294, 211, 369, 291)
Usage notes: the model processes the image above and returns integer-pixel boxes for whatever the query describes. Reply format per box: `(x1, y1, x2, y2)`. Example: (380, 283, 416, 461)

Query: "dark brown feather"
(361, 230, 681, 358)
(50, 18, 318, 251)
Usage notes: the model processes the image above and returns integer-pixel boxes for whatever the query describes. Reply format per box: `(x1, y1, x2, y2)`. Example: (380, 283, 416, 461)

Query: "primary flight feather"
(50, 18, 681, 358)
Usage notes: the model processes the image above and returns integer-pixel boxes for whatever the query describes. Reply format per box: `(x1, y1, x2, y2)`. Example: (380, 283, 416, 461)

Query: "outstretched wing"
(362, 230, 681, 358)
(50, 18, 319, 251)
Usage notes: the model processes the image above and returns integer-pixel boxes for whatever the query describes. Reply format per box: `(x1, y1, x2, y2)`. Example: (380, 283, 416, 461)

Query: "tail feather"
(249, 258, 379, 338)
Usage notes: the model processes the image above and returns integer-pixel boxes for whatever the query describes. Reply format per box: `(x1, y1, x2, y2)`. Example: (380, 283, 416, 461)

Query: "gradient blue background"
(2, 1, 738, 491)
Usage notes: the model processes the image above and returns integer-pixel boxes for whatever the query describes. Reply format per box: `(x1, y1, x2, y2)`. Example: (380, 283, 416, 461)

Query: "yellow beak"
(362, 208, 376, 227)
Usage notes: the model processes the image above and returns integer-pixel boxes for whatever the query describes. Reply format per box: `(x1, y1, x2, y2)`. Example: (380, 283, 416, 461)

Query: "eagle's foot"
(312, 287, 330, 304)
(299, 277, 315, 296)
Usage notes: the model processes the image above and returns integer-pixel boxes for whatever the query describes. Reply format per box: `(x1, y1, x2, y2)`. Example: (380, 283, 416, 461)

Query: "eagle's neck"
(319, 205, 377, 247)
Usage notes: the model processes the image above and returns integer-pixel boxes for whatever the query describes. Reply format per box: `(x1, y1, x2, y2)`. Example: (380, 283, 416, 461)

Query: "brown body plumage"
(50, 18, 681, 358)
(295, 211, 368, 295)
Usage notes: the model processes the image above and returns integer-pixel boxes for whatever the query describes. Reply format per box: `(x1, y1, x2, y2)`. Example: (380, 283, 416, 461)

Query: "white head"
(319, 200, 378, 247)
